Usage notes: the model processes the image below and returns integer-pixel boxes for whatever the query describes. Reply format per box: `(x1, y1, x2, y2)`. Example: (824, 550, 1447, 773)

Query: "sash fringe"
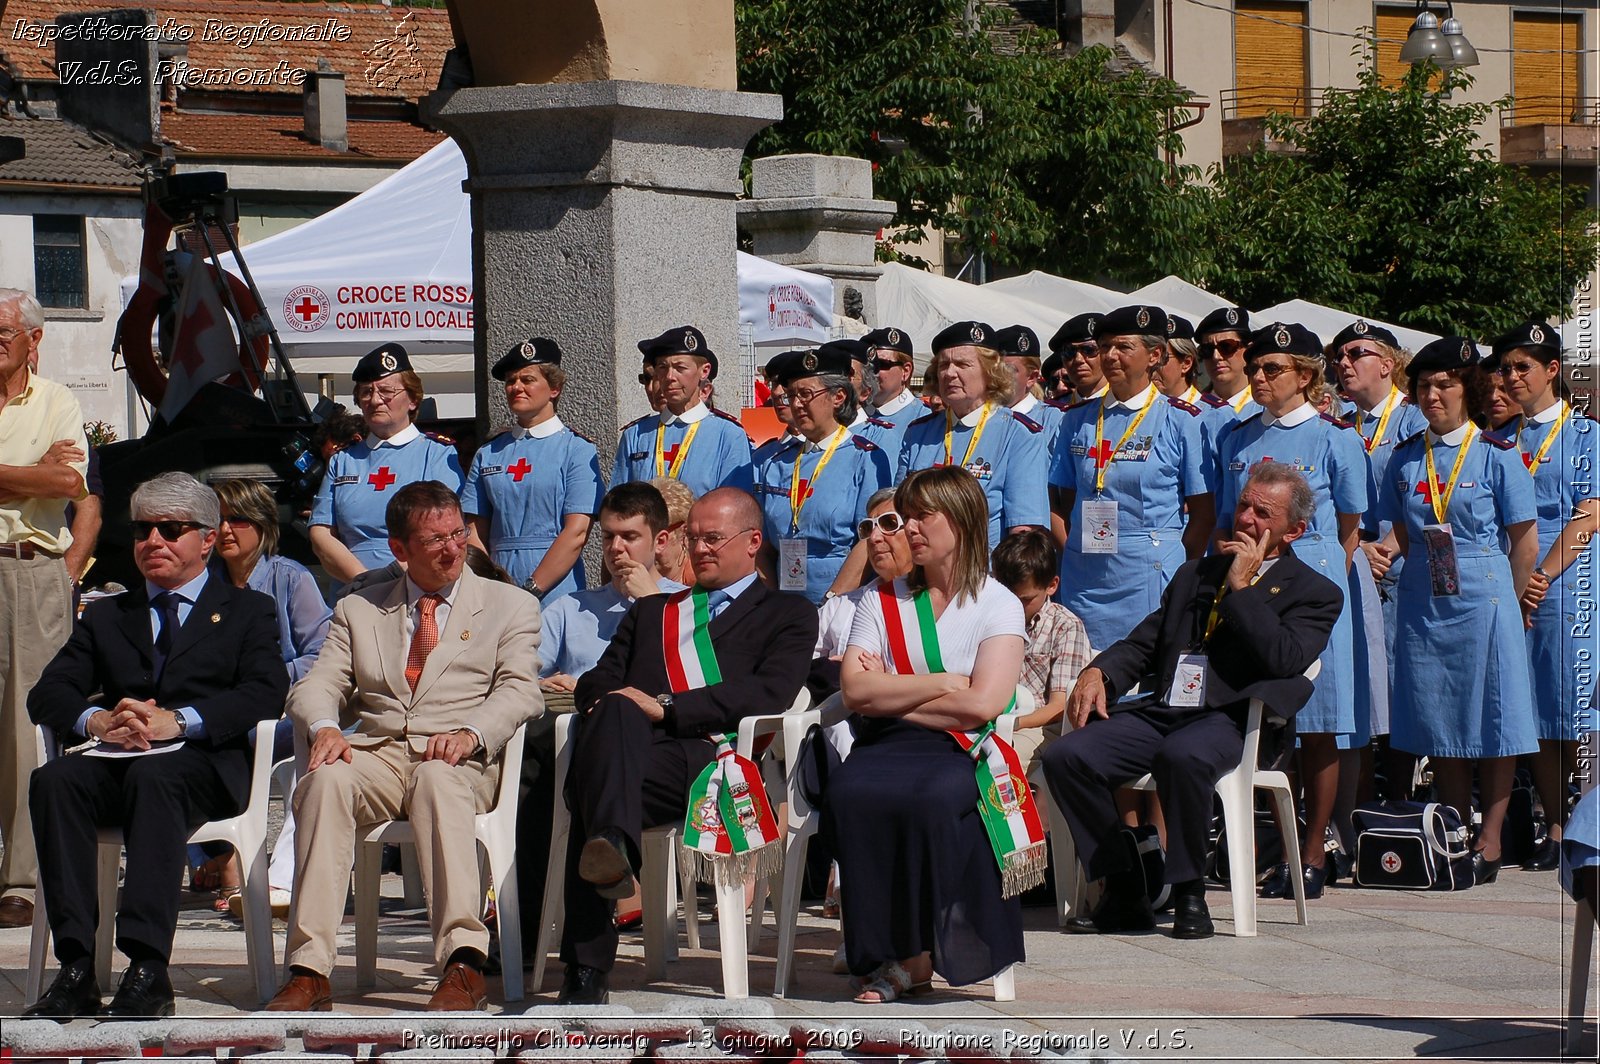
(678, 838, 784, 887)
(1000, 842, 1049, 899)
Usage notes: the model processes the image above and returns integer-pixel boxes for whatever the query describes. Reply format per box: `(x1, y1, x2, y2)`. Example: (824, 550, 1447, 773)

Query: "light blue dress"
(462, 419, 605, 602)
(867, 392, 925, 437)
(1199, 392, 1262, 492)
(1378, 428, 1538, 758)
(1012, 395, 1067, 460)
(1050, 390, 1209, 651)
(1216, 407, 1372, 745)
(310, 427, 464, 571)
(756, 430, 892, 604)
(897, 403, 1050, 548)
(611, 405, 755, 496)
(1559, 786, 1599, 899)
(1501, 405, 1600, 741)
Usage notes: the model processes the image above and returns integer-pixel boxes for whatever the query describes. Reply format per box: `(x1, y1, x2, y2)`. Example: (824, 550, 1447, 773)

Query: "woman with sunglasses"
(1492, 322, 1600, 871)
(309, 343, 463, 583)
(1196, 307, 1260, 466)
(1214, 322, 1372, 899)
(1049, 305, 1212, 652)
(462, 338, 604, 604)
(1048, 313, 1108, 403)
(755, 345, 892, 604)
(1379, 337, 1539, 882)
(824, 466, 1033, 1003)
(861, 326, 923, 438)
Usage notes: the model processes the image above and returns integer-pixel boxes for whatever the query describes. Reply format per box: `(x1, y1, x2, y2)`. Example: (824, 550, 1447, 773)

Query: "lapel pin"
(460, 630, 471, 640)
(211, 612, 222, 623)
(1269, 586, 1281, 595)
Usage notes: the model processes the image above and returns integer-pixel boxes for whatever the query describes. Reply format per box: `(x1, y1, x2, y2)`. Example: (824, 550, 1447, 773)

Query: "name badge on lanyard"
(1168, 653, 1207, 707)
(779, 538, 808, 592)
(1081, 499, 1119, 555)
(1422, 524, 1460, 597)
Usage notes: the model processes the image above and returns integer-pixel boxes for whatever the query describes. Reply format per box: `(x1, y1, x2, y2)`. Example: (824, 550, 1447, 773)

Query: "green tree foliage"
(736, 0, 1205, 286)
(1198, 59, 1598, 336)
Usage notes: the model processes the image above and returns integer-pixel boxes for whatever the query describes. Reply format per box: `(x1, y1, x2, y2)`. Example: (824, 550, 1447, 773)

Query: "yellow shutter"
(1374, 7, 1414, 88)
(1514, 12, 1582, 125)
(1235, 1, 1309, 118)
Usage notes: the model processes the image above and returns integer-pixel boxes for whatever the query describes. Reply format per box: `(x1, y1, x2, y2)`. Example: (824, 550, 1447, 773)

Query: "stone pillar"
(737, 154, 896, 326)
(425, 81, 781, 459)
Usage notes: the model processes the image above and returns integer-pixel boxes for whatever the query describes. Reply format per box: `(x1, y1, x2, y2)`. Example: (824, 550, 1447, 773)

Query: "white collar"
(367, 423, 421, 449)
(1263, 402, 1317, 429)
(406, 574, 461, 608)
(661, 401, 711, 427)
(1087, 383, 1109, 400)
(848, 408, 869, 429)
(952, 401, 991, 428)
(1104, 384, 1155, 413)
(1359, 388, 1400, 421)
(1528, 400, 1568, 426)
(146, 568, 209, 606)
(513, 414, 565, 440)
(1012, 393, 1041, 417)
(1427, 422, 1473, 446)
(876, 390, 915, 416)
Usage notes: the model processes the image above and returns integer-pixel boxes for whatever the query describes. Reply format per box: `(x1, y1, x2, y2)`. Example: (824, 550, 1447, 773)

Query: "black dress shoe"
(1521, 834, 1560, 872)
(556, 963, 610, 1005)
(1301, 861, 1328, 900)
(22, 959, 100, 1022)
(1258, 862, 1291, 899)
(101, 960, 175, 1019)
(578, 830, 636, 901)
(1064, 890, 1155, 935)
(1328, 850, 1354, 885)
(1170, 893, 1215, 939)
(1472, 850, 1501, 885)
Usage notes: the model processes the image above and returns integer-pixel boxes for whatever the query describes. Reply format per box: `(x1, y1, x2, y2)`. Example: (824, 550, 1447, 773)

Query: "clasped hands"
(305, 726, 481, 770)
(87, 698, 181, 750)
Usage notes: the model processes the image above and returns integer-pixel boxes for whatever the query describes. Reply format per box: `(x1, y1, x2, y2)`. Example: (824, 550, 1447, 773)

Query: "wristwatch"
(1535, 566, 1552, 580)
(174, 712, 189, 739)
(656, 693, 675, 710)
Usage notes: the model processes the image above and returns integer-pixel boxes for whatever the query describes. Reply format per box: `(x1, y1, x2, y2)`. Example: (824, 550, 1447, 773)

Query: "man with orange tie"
(266, 481, 541, 1013)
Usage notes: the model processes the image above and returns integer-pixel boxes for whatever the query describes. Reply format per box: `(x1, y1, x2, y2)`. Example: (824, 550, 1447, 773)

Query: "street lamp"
(1399, 2, 1479, 70)
(1440, 11, 1480, 69)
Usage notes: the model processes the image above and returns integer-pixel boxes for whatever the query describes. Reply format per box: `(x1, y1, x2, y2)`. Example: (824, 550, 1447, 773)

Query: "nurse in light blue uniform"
(611, 325, 755, 496)
(1492, 320, 1600, 865)
(1050, 313, 1109, 405)
(463, 338, 604, 603)
(1215, 322, 1371, 899)
(309, 343, 463, 583)
(862, 326, 925, 441)
(1049, 304, 1213, 650)
(1155, 314, 1206, 408)
(1195, 307, 1261, 483)
(752, 352, 800, 470)
(756, 343, 892, 604)
(1379, 336, 1538, 880)
(897, 321, 1050, 547)
(996, 324, 1068, 459)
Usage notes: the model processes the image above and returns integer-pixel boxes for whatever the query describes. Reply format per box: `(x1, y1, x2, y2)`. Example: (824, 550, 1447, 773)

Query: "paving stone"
(299, 1017, 426, 1052)
(653, 1042, 750, 1063)
(516, 1046, 636, 1061)
(376, 1049, 498, 1061)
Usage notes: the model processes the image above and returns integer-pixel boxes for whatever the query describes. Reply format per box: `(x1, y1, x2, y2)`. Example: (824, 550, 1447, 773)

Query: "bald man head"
(686, 487, 764, 589)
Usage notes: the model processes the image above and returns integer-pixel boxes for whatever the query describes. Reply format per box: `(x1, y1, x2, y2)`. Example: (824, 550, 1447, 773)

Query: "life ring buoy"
(118, 250, 271, 409)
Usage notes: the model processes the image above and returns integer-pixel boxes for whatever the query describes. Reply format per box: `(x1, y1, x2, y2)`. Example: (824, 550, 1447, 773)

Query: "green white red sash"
(876, 579, 1048, 897)
(662, 587, 722, 693)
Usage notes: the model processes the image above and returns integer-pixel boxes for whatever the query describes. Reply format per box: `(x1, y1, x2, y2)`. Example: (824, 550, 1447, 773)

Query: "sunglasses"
(219, 514, 258, 528)
(131, 520, 204, 542)
(1335, 346, 1383, 363)
(1245, 361, 1295, 380)
(637, 372, 652, 386)
(1065, 343, 1098, 361)
(1199, 339, 1247, 358)
(870, 357, 906, 372)
(857, 511, 906, 538)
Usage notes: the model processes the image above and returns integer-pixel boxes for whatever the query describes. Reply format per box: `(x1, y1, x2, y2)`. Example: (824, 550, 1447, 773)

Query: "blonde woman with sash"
(823, 466, 1043, 1004)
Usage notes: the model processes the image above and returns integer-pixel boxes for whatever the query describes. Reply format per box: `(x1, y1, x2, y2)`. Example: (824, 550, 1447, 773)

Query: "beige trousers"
(0, 553, 72, 903)
(285, 737, 498, 975)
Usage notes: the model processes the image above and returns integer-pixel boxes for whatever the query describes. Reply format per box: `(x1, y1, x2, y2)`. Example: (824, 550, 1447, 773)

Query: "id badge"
(1422, 524, 1459, 597)
(1168, 653, 1207, 707)
(779, 538, 808, 592)
(1081, 499, 1119, 555)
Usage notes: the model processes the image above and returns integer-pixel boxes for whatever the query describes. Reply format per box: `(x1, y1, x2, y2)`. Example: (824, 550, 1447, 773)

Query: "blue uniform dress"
(898, 402, 1050, 548)
(868, 391, 925, 437)
(1501, 403, 1600, 741)
(1012, 394, 1068, 461)
(1216, 404, 1372, 745)
(310, 424, 463, 571)
(752, 431, 798, 470)
(755, 428, 892, 605)
(1050, 387, 1210, 651)
(611, 402, 755, 496)
(1378, 426, 1539, 758)
(462, 416, 605, 602)
(1199, 391, 1261, 492)
(850, 409, 908, 457)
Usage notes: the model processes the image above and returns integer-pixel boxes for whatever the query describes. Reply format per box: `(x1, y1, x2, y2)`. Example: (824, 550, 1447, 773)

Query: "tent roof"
(1124, 276, 1231, 320)
(876, 263, 1075, 355)
(983, 271, 1122, 315)
(1254, 299, 1441, 355)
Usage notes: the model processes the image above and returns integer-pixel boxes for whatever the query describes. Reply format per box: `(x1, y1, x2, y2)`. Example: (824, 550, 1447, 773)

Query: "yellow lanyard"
(788, 427, 848, 534)
(943, 403, 994, 468)
(1230, 389, 1252, 413)
(1360, 388, 1400, 455)
(1514, 403, 1571, 476)
(1093, 385, 1158, 493)
(1204, 570, 1262, 642)
(1422, 424, 1477, 525)
(654, 417, 702, 479)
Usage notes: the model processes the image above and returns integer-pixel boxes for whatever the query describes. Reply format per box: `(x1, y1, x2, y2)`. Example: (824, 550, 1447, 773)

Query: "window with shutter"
(1513, 12, 1582, 125)
(1234, 1, 1310, 118)
(1373, 6, 1415, 87)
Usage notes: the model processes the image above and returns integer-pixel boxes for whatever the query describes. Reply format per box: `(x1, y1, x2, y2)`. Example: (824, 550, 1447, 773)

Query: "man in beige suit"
(266, 481, 541, 1013)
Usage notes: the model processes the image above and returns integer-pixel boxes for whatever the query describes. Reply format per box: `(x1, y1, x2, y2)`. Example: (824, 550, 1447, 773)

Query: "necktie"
(706, 588, 729, 619)
(405, 593, 443, 691)
(153, 591, 182, 679)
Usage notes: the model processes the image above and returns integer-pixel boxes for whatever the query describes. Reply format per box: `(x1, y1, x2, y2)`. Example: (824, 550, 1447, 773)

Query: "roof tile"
(159, 108, 445, 160)
(0, 112, 144, 188)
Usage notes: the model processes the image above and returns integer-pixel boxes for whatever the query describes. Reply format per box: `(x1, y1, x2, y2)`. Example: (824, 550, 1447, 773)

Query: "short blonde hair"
(213, 478, 281, 559)
(649, 476, 696, 528)
(896, 466, 991, 605)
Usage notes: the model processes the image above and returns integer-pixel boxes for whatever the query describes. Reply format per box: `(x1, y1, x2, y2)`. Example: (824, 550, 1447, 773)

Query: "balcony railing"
(1219, 87, 1329, 121)
(1499, 97, 1600, 127)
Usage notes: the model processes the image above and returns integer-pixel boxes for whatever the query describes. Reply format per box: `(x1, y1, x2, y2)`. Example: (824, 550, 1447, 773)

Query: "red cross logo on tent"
(507, 458, 533, 483)
(369, 466, 397, 492)
(283, 285, 330, 333)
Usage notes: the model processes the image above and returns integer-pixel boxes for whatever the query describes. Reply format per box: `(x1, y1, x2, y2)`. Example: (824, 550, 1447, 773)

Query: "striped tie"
(405, 593, 443, 691)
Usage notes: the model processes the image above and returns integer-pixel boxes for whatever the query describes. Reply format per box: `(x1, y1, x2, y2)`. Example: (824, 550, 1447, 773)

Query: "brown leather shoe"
(0, 896, 33, 928)
(425, 961, 487, 1012)
(263, 969, 332, 1012)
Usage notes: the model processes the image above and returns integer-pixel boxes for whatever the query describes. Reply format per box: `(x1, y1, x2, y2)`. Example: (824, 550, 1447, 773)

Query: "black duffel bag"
(1352, 800, 1474, 891)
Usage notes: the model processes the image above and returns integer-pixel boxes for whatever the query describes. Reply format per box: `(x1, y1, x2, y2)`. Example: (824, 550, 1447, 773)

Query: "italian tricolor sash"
(877, 580, 1048, 897)
(662, 587, 722, 693)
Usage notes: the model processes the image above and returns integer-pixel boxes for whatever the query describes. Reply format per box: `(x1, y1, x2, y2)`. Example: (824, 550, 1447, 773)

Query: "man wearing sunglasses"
(26, 472, 288, 1019)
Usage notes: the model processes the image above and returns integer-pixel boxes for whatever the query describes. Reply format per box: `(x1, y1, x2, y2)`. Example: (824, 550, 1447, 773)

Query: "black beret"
(1166, 314, 1195, 342)
(492, 337, 562, 381)
(993, 324, 1042, 359)
(763, 349, 800, 382)
(930, 320, 997, 353)
(1049, 313, 1101, 352)
(1245, 322, 1324, 361)
(1096, 304, 1169, 340)
(1196, 306, 1250, 340)
(1041, 351, 1065, 378)
(862, 326, 914, 356)
(351, 342, 411, 383)
(818, 338, 870, 366)
(770, 345, 854, 387)
(1408, 336, 1480, 380)
(1491, 321, 1562, 362)
(638, 325, 719, 379)
(1330, 320, 1400, 353)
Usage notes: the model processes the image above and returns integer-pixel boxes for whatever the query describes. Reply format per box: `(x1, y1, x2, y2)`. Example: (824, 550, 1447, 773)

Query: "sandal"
(190, 855, 228, 892)
(851, 960, 932, 1004)
(213, 885, 243, 914)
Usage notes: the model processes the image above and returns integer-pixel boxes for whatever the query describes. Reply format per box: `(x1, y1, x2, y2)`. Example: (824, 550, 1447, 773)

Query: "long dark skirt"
(819, 719, 1023, 986)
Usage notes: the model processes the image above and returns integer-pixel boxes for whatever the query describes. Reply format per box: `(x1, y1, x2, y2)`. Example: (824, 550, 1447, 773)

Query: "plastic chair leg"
(485, 838, 523, 1002)
(531, 818, 568, 993)
(1569, 898, 1596, 1050)
(238, 837, 276, 1004)
(1216, 772, 1257, 938)
(95, 843, 118, 989)
(1266, 781, 1309, 927)
(713, 874, 749, 999)
(772, 815, 817, 998)
(640, 829, 674, 981)
(400, 844, 425, 908)
(993, 964, 1015, 1002)
(676, 854, 697, 954)
(354, 841, 382, 988)
(26, 888, 49, 1005)
(1043, 788, 1086, 927)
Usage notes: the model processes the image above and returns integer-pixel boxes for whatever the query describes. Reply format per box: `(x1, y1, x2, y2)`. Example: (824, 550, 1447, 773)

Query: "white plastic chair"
(1571, 896, 1596, 1050)
(350, 720, 529, 1002)
(26, 719, 281, 1006)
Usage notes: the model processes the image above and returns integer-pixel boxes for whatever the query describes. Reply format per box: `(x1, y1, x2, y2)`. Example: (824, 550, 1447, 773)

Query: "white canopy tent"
(984, 270, 1123, 316)
(875, 263, 1073, 361)
(1125, 276, 1231, 321)
(1254, 299, 1441, 355)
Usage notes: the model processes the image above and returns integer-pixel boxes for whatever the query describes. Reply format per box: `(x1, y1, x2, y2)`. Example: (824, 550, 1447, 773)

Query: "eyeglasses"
(1065, 343, 1098, 362)
(1199, 338, 1247, 358)
(219, 514, 258, 528)
(1500, 360, 1544, 378)
(1245, 361, 1295, 380)
(766, 393, 790, 407)
(0, 328, 25, 344)
(686, 528, 756, 551)
(870, 358, 905, 372)
(354, 386, 406, 403)
(131, 520, 204, 542)
(414, 527, 469, 551)
(857, 511, 905, 539)
(637, 372, 652, 386)
(788, 385, 834, 405)
(1335, 346, 1382, 363)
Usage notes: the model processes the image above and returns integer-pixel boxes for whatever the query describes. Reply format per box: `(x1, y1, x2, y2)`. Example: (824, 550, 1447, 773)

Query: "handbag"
(1352, 800, 1474, 891)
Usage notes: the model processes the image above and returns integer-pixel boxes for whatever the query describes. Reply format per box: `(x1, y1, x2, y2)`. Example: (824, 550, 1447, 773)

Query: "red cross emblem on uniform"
(796, 478, 812, 501)
(507, 458, 533, 482)
(1415, 480, 1434, 503)
(1522, 452, 1536, 470)
(662, 444, 682, 468)
(1089, 439, 1116, 469)
(368, 466, 397, 492)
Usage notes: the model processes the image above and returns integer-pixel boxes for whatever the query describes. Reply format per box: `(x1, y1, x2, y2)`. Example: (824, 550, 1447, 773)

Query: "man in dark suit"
(557, 487, 817, 1004)
(1041, 461, 1342, 939)
(23, 472, 288, 1020)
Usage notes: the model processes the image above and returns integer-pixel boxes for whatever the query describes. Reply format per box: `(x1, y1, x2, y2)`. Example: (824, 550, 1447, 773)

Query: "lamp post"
(1399, 2, 1479, 70)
